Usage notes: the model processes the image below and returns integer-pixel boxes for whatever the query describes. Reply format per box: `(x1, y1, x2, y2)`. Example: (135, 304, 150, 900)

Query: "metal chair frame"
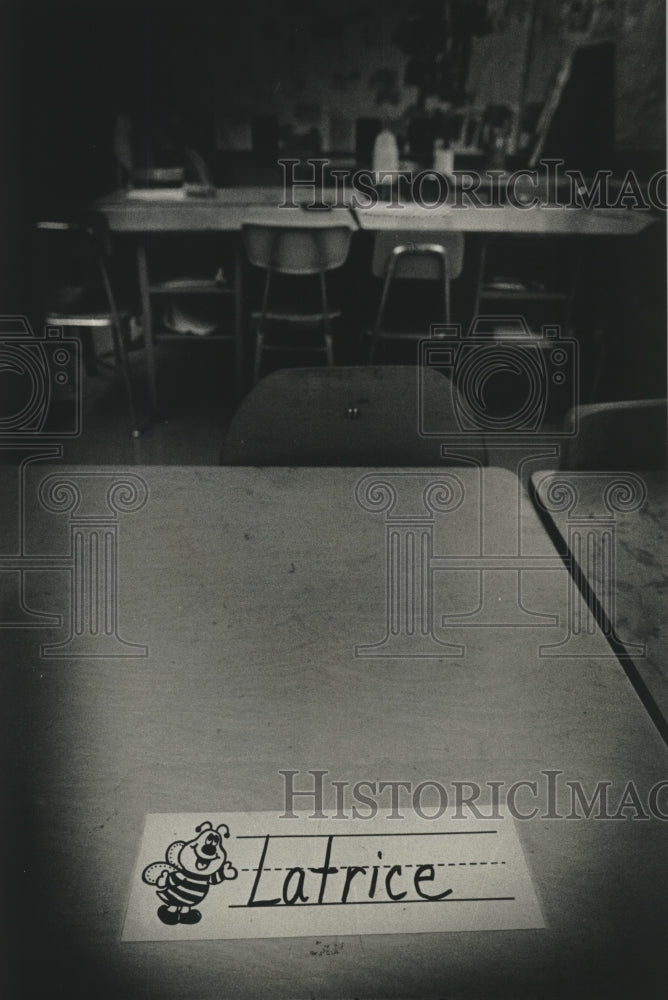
(367, 235, 463, 362)
(36, 219, 141, 436)
(242, 224, 352, 385)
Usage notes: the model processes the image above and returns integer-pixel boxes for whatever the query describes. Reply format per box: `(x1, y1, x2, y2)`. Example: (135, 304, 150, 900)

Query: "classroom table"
(96, 187, 654, 238)
(96, 186, 358, 233)
(352, 201, 657, 396)
(94, 187, 657, 415)
(351, 203, 656, 236)
(3, 463, 666, 999)
(94, 188, 357, 412)
(530, 468, 668, 736)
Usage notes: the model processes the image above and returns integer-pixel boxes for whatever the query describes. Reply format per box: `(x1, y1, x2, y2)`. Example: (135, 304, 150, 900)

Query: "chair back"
(33, 215, 120, 326)
(242, 224, 352, 275)
(34, 219, 103, 305)
(561, 399, 667, 471)
(32, 216, 140, 434)
(371, 231, 464, 281)
(220, 367, 487, 466)
(36, 216, 112, 265)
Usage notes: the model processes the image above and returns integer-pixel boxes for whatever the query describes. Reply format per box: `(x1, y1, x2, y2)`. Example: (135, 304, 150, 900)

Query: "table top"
(95, 187, 357, 233)
(531, 468, 668, 731)
(5, 465, 666, 999)
(100, 185, 345, 206)
(352, 203, 656, 236)
(94, 187, 656, 237)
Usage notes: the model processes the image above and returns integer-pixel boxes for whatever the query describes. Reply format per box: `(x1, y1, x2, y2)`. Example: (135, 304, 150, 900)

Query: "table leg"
(136, 238, 158, 415)
(234, 243, 244, 399)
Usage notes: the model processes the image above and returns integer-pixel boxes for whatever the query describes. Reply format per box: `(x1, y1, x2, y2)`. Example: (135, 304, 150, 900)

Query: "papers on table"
(126, 188, 188, 201)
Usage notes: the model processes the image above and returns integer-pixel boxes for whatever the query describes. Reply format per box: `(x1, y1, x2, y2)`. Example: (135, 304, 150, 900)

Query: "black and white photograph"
(0, 1, 666, 997)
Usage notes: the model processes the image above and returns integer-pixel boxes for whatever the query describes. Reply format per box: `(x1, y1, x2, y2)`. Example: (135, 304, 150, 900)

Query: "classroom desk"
(4, 464, 666, 999)
(352, 203, 656, 236)
(353, 202, 657, 391)
(94, 187, 656, 413)
(96, 188, 654, 237)
(530, 468, 668, 734)
(94, 188, 356, 412)
(96, 187, 357, 233)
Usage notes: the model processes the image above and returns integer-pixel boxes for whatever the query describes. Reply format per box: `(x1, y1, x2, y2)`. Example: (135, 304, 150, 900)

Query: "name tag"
(123, 810, 544, 941)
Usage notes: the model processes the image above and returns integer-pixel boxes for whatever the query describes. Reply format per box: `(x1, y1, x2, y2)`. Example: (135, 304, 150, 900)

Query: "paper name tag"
(126, 188, 187, 201)
(122, 811, 544, 941)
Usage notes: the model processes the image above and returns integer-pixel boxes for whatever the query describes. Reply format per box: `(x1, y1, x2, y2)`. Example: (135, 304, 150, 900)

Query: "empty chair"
(33, 217, 141, 436)
(241, 223, 352, 384)
(220, 365, 488, 466)
(560, 399, 667, 470)
(366, 231, 464, 361)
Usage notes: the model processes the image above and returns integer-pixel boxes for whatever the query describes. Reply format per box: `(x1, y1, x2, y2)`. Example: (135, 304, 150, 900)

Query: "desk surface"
(96, 188, 356, 232)
(531, 468, 668, 729)
(352, 203, 655, 236)
(95, 187, 655, 237)
(5, 465, 666, 999)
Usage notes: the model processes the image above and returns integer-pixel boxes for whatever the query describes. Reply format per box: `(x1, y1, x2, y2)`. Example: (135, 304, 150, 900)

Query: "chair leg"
(234, 246, 244, 399)
(99, 255, 142, 436)
(473, 241, 488, 318)
(109, 316, 142, 437)
(319, 271, 335, 366)
(80, 329, 99, 376)
(136, 239, 158, 417)
(324, 332, 334, 367)
(253, 329, 264, 385)
(253, 271, 272, 385)
(368, 259, 395, 364)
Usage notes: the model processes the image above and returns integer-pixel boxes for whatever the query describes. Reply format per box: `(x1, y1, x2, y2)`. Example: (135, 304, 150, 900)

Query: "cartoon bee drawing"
(142, 821, 237, 925)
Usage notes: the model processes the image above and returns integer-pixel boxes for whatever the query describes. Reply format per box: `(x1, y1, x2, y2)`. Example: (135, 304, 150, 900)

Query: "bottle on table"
(372, 126, 399, 186)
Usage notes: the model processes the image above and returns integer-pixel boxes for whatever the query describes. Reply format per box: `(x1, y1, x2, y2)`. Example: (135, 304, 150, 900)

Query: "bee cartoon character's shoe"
(157, 905, 180, 925)
(178, 908, 202, 924)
